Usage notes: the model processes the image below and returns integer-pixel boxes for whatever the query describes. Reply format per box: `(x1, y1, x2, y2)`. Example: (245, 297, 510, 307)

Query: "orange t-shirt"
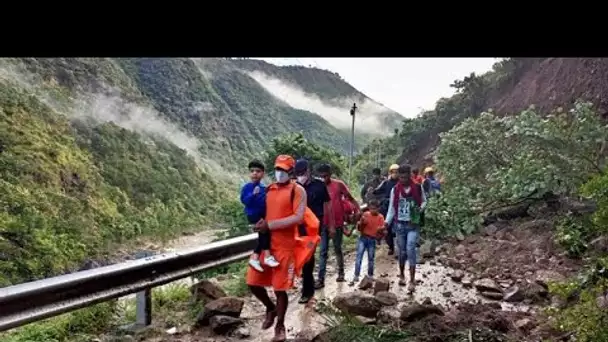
(413, 175, 424, 184)
(359, 211, 385, 238)
(265, 182, 306, 251)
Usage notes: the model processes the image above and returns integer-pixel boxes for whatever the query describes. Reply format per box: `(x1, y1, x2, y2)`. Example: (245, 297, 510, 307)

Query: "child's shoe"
(249, 258, 264, 272)
(264, 255, 280, 268)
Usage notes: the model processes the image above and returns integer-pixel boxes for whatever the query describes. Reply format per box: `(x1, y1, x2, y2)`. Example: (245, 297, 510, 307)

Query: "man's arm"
(268, 185, 307, 231)
(420, 185, 428, 211)
(372, 180, 387, 195)
(240, 184, 254, 206)
(384, 188, 396, 224)
(321, 184, 335, 235)
(340, 181, 360, 212)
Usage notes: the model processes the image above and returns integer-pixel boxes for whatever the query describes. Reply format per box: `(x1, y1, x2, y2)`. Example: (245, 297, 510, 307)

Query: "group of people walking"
(239, 155, 441, 342)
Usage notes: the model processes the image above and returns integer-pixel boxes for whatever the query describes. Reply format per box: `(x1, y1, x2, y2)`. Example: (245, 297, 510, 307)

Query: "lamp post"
(349, 103, 357, 183)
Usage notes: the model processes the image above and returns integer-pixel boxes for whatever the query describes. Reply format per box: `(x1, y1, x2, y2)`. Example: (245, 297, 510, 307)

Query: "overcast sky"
(261, 58, 497, 118)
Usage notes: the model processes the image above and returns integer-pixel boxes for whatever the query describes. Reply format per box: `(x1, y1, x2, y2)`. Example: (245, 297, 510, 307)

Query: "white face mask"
(296, 175, 308, 184)
(275, 170, 290, 183)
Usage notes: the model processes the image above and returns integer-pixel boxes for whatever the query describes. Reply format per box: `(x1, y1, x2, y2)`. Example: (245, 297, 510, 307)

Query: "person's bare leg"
(249, 286, 276, 329)
(273, 291, 288, 341)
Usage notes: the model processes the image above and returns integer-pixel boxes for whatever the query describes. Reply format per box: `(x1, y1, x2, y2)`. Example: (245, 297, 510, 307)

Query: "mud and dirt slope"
(395, 58, 608, 169)
(489, 58, 608, 116)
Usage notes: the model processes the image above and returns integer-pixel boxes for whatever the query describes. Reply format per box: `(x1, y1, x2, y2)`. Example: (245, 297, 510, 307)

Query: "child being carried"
(240, 160, 279, 272)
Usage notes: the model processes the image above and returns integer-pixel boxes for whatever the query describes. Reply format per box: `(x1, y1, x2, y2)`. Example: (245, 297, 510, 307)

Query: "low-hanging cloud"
(246, 70, 400, 135)
(71, 92, 204, 162)
(0, 62, 237, 179)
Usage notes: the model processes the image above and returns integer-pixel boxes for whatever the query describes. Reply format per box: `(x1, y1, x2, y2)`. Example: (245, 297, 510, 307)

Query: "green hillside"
(0, 57, 400, 285)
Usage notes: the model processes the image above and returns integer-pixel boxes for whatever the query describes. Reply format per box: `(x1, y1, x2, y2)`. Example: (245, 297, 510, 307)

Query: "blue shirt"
(240, 181, 266, 223)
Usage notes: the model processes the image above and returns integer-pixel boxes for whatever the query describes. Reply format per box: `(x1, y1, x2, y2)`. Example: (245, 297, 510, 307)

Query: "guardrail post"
(134, 251, 154, 328)
(136, 288, 152, 326)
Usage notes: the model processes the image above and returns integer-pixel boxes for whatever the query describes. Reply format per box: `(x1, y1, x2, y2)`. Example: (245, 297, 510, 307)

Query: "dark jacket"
(360, 177, 382, 204)
(373, 178, 398, 216)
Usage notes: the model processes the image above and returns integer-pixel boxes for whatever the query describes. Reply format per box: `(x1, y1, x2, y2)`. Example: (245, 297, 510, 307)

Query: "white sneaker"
(264, 255, 280, 268)
(249, 258, 264, 272)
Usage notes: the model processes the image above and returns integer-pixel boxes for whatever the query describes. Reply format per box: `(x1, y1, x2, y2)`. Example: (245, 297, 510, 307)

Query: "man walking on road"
(246, 155, 307, 342)
(315, 164, 360, 288)
(294, 159, 332, 304)
(361, 167, 382, 205)
(373, 164, 400, 255)
(384, 164, 426, 293)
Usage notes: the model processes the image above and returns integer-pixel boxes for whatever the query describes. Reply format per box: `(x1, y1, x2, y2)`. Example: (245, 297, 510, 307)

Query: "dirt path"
(162, 242, 531, 342)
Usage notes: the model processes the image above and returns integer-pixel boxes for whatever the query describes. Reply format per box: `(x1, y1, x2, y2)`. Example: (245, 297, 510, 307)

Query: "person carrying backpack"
(246, 155, 319, 342)
(422, 166, 442, 198)
(361, 168, 383, 204)
(373, 164, 399, 255)
(294, 159, 332, 304)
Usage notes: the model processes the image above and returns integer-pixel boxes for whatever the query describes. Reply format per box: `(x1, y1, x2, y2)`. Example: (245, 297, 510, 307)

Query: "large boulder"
(377, 306, 401, 324)
(419, 240, 438, 258)
(374, 291, 398, 306)
(373, 278, 390, 294)
(197, 297, 244, 326)
(503, 286, 524, 303)
(534, 270, 566, 289)
(191, 279, 227, 302)
(333, 292, 382, 318)
(474, 278, 503, 293)
(400, 303, 444, 322)
(209, 315, 243, 334)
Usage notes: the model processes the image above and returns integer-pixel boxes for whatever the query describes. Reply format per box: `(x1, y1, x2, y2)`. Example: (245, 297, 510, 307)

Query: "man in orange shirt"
(348, 199, 385, 285)
(247, 155, 307, 342)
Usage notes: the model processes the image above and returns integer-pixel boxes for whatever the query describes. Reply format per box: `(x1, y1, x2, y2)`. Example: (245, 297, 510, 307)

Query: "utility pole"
(349, 103, 357, 183)
(376, 140, 381, 168)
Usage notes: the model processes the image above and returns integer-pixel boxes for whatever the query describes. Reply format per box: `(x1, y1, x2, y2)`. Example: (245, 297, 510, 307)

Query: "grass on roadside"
(2, 284, 194, 342)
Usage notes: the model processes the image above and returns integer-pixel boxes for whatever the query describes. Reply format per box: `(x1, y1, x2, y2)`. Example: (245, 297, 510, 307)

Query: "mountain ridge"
(0, 57, 402, 285)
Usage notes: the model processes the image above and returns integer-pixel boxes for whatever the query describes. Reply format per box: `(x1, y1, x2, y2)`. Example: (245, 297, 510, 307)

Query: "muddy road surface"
(148, 242, 531, 342)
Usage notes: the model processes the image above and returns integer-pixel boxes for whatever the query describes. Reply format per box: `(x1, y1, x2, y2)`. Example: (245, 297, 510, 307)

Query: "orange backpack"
(288, 182, 321, 277)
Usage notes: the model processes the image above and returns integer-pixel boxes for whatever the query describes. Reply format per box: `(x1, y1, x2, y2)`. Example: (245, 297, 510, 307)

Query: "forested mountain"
(0, 57, 402, 285)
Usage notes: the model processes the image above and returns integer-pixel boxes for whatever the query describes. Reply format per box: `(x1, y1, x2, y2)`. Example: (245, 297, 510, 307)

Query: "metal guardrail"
(0, 204, 368, 333)
(0, 233, 258, 332)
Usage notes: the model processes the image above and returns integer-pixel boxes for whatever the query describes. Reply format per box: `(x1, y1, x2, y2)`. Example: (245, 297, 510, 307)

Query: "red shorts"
(246, 249, 295, 291)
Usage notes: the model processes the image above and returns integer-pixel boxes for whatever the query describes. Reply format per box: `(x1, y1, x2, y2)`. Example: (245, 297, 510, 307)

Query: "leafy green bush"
(548, 257, 608, 342)
(429, 101, 608, 237)
(581, 172, 608, 230)
(554, 215, 596, 258)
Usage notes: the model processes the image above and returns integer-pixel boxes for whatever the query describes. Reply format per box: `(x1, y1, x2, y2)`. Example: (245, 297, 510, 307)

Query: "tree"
(426, 100, 608, 237)
(263, 132, 346, 177)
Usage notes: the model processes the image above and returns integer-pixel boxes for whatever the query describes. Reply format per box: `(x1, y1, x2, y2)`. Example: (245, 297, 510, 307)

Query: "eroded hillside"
(355, 58, 608, 174)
